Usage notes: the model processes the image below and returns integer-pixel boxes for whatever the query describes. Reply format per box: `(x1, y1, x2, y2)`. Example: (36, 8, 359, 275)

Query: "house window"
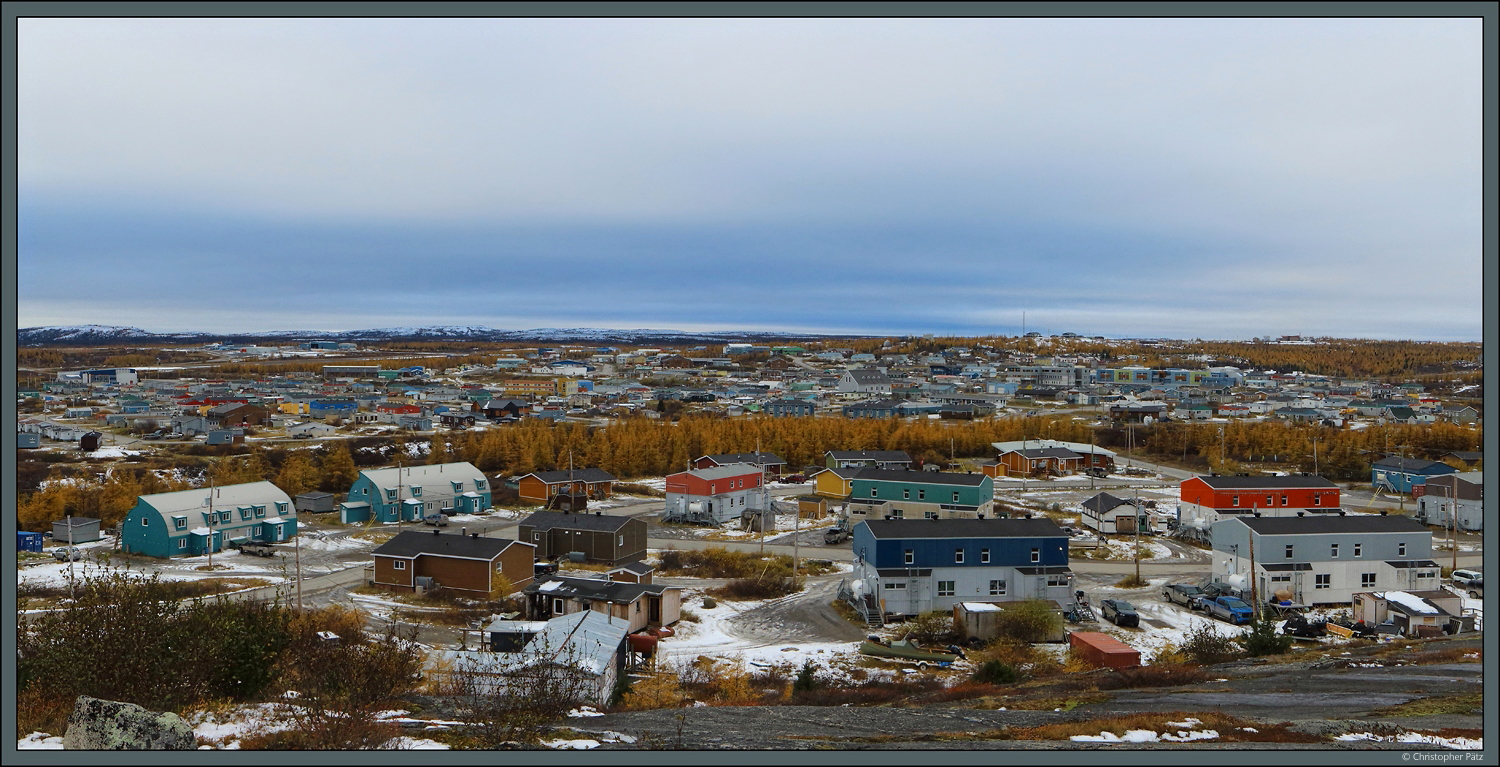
(884, 582, 906, 590)
(952, 492, 960, 502)
(870, 488, 878, 497)
(903, 489, 910, 500)
(1330, 544, 1339, 558)
(1047, 575, 1069, 587)
(452, 481, 463, 492)
(411, 486, 422, 497)
(1314, 574, 1330, 589)
(475, 480, 486, 490)
(1030, 548, 1040, 563)
(553, 598, 565, 613)
(852, 507, 866, 515)
(178, 538, 187, 549)
(1361, 573, 1377, 588)
(1281, 495, 1288, 505)
(1416, 570, 1436, 580)
(981, 548, 990, 563)
(1313, 495, 1322, 506)
(1285, 545, 1294, 559)
(240, 508, 252, 520)
(918, 489, 926, 500)
(937, 581, 955, 597)
(534, 532, 541, 541)
(393, 560, 406, 570)
(618, 535, 624, 547)
(1266, 495, 1273, 505)
(1270, 574, 1291, 583)
(220, 511, 232, 523)
(988, 579, 1009, 595)
(923, 511, 937, 519)
(173, 516, 187, 530)
(904, 549, 914, 565)
(143, 517, 150, 526)
(1353, 543, 1361, 557)
(955, 549, 964, 564)
(1231, 496, 1239, 507)
(1398, 542, 1407, 557)
(892, 509, 904, 519)
(386, 489, 397, 501)
(276, 502, 288, 513)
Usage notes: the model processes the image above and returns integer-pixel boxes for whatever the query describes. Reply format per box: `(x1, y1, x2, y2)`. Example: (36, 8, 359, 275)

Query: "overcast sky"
(17, 18, 1483, 339)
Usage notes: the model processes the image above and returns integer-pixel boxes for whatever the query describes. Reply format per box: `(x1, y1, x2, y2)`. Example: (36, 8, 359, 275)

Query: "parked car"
(1465, 578, 1482, 600)
(1099, 599, 1139, 627)
(52, 546, 84, 562)
(1451, 569, 1483, 589)
(1162, 582, 1204, 608)
(423, 513, 449, 527)
(1201, 596, 1255, 625)
(533, 561, 558, 577)
(239, 542, 276, 557)
(783, 474, 808, 484)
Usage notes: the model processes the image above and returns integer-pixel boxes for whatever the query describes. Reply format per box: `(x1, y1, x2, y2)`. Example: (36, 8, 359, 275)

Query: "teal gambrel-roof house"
(121, 481, 296, 558)
(339, 462, 491, 524)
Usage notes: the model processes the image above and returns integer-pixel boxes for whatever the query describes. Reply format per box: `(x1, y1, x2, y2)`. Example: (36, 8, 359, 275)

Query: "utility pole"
(1248, 532, 1258, 619)
(397, 458, 404, 528)
(1132, 484, 1141, 585)
(1448, 484, 1457, 575)
(1312, 436, 1319, 477)
(207, 476, 215, 572)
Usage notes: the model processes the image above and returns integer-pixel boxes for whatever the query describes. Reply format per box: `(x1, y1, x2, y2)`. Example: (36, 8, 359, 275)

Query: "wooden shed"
(795, 495, 829, 520)
(295, 491, 337, 513)
(1067, 631, 1140, 669)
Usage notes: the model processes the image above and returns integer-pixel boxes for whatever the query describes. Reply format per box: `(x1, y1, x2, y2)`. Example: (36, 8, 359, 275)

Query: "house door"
(648, 596, 660, 623)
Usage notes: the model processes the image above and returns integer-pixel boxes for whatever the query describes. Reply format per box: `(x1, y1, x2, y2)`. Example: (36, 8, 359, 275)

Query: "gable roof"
(826, 450, 912, 463)
(371, 530, 526, 560)
(518, 510, 638, 533)
(525, 574, 675, 602)
(1194, 475, 1339, 489)
(700, 452, 785, 466)
(1003, 447, 1083, 459)
(850, 468, 990, 487)
(1082, 492, 1136, 514)
(1234, 514, 1428, 536)
(1372, 456, 1454, 473)
(673, 463, 763, 481)
(523, 468, 618, 485)
(844, 369, 891, 385)
(860, 517, 1064, 540)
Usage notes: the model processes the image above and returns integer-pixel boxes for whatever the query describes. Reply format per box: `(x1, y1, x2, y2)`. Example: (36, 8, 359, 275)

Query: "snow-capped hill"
(18, 324, 849, 346)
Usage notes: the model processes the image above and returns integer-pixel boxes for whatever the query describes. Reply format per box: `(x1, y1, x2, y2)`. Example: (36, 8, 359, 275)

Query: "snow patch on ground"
(658, 590, 861, 672)
(1071, 729, 1220, 743)
(1336, 732, 1481, 749)
(17, 732, 63, 750)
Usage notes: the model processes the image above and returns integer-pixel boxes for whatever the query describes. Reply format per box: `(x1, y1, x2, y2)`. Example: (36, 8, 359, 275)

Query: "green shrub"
(792, 661, 821, 693)
(1238, 618, 1294, 657)
(901, 610, 959, 646)
(971, 659, 1019, 685)
(1179, 621, 1241, 666)
(992, 599, 1063, 644)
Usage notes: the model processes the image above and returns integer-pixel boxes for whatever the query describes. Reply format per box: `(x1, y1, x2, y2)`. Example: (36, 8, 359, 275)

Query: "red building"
(376, 402, 422, 414)
(1177, 475, 1343, 540)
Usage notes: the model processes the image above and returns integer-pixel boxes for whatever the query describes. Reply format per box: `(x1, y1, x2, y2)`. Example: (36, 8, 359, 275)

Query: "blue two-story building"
(850, 518, 1072, 618)
(1371, 456, 1458, 494)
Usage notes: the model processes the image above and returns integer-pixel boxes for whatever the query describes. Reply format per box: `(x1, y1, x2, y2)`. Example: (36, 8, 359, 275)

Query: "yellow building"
(812, 467, 860, 499)
(279, 402, 310, 415)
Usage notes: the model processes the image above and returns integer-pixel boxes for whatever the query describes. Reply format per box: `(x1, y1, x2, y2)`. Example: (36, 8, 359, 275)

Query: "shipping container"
(1067, 631, 1141, 669)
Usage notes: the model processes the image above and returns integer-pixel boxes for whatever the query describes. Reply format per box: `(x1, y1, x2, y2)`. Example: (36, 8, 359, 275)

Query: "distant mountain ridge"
(18, 324, 851, 346)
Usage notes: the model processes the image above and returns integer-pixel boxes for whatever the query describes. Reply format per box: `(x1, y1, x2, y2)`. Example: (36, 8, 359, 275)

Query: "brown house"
(516, 468, 617, 504)
(370, 530, 535, 598)
(693, 452, 786, 478)
(517, 510, 646, 566)
(523, 574, 682, 633)
(993, 447, 1083, 477)
(206, 403, 270, 428)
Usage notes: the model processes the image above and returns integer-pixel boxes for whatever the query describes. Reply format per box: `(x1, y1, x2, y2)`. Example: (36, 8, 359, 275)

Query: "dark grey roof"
(296, 491, 334, 500)
(1082, 493, 1135, 514)
(518, 510, 638, 533)
(701, 452, 785, 465)
(860, 518, 1064, 540)
(1371, 456, 1453, 473)
(525, 468, 618, 484)
(1005, 447, 1083, 459)
(1197, 475, 1339, 489)
(850, 468, 990, 487)
(1383, 560, 1441, 569)
(609, 561, 655, 575)
(826, 450, 912, 462)
(1237, 515, 1428, 536)
(876, 568, 933, 577)
(846, 369, 891, 384)
(1444, 451, 1483, 461)
(372, 530, 523, 560)
(524, 574, 673, 602)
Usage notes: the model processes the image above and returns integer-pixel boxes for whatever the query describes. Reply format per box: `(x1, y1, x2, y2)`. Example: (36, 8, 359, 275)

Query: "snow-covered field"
(656, 591, 861, 672)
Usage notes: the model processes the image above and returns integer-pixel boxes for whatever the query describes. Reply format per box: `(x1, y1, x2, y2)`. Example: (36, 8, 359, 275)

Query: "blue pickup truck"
(1199, 596, 1255, 625)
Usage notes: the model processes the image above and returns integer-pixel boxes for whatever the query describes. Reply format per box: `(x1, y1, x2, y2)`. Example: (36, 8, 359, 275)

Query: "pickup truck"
(1162, 582, 1205, 608)
(239, 542, 277, 557)
(1200, 595, 1255, 625)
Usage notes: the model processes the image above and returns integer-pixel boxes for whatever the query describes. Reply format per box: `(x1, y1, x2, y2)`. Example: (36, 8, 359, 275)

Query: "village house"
(663, 463, 767, 525)
(517, 510, 647, 566)
(844, 469, 995, 521)
(370, 529, 534, 597)
(1177, 474, 1342, 542)
(121, 481, 296, 558)
(523, 574, 682, 633)
(515, 468, 618, 505)
(339, 462, 491, 524)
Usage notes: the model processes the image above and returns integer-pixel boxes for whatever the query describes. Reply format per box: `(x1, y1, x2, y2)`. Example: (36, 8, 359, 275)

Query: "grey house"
(53, 517, 103, 543)
(1211, 513, 1438, 607)
(1415, 472, 1483, 533)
